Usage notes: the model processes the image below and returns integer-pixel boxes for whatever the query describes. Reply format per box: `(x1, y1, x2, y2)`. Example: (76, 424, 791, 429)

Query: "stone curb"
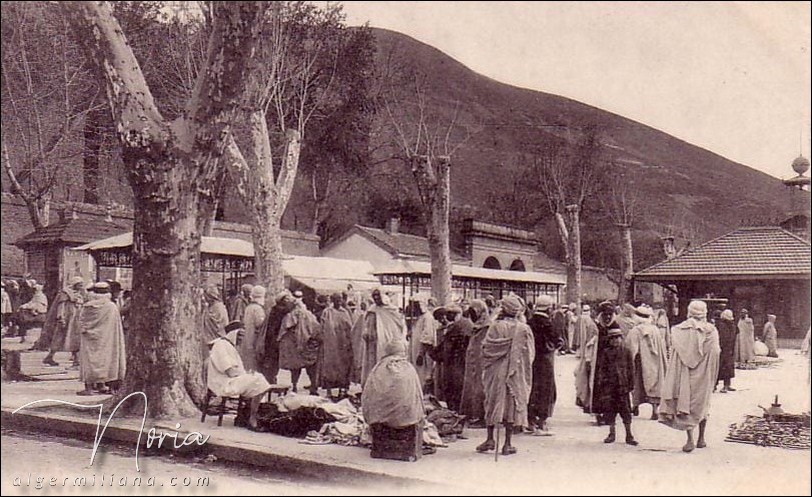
(0, 407, 436, 488)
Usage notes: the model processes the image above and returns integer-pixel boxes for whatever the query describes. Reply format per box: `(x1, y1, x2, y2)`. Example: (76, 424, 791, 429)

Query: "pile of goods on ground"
(726, 396, 810, 450)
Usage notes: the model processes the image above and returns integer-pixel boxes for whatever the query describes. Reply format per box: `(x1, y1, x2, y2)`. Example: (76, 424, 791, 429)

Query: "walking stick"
(494, 424, 500, 462)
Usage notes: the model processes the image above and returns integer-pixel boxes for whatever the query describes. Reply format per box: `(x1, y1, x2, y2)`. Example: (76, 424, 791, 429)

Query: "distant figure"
(359, 289, 407, 387)
(208, 321, 271, 431)
(1, 282, 12, 334)
(527, 295, 563, 436)
(763, 314, 779, 358)
(76, 282, 126, 396)
(278, 297, 322, 394)
(550, 304, 568, 356)
(17, 283, 48, 343)
(736, 309, 755, 363)
(477, 295, 535, 456)
(460, 299, 490, 426)
(653, 308, 672, 358)
(42, 277, 86, 367)
(407, 298, 437, 390)
(228, 284, 253, 322)
(319, 293, 354, 397)
(575, 304, 598, 359)
(616, 303, 637, 339)
(659, 300, 720, 453)
(239, 285, 266, 372)
(716, 309, 738, 392)
(4, 280, 21, 336)
(202, 284, 229, 343)
(565, 303, 578, 354)
(626, 305, 668, 420)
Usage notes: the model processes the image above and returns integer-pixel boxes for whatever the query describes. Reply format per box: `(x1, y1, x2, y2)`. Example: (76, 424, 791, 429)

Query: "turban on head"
(687, 300, 708, 320)
(720, 309, 734, 320)
(384, 338, 408, 358)
(468, 299, 488, 318)
(204, 284, 221, 302)
(535, 294, 554, 311)
(501, 295, 523, 317)
(250, 285, 266, 301)
(69, 276, 85, 288)
(598, 300, 615, 314)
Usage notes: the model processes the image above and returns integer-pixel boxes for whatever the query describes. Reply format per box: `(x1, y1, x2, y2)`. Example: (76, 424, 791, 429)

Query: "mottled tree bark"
(64, 1, 268, 418)
(557, 205, 582, 310)
(82, 108, 105, 204)
(412, 155, 452, 305)
(226, 113, 300, 298)
(617, 223, 634, 303)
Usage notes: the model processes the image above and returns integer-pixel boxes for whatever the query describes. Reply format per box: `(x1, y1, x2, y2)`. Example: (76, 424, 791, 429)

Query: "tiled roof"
(635, 227, 811, 280)
(15, 217, 130, 248)
(354, 225, 468, 262)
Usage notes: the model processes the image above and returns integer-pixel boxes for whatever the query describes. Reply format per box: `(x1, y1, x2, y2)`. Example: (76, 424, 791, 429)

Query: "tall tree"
(377, 72, 474, 305)
(63, 1, 270, 417)
(537, 127, 606, 310)
(601, 166, 638, 303)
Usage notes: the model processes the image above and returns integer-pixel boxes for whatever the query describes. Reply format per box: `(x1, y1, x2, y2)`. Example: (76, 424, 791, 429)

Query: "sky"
(339, 1, 811, 180)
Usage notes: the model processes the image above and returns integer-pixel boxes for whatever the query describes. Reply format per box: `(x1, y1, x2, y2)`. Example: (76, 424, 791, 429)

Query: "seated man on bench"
(208, 321, 272, 431)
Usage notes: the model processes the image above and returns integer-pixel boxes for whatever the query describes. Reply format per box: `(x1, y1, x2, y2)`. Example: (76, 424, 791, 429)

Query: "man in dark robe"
(432, 305, 472, 412)
(551, 304, 569, 356)
(527, 295, 564, 435)
(258, 290, 296, 384)
(587, 301, 622, 424)
(597, 328, 638, 446)
(228, 284, 253, 322)
(715, 309, 737, 393)
(278, 297, 322, 394)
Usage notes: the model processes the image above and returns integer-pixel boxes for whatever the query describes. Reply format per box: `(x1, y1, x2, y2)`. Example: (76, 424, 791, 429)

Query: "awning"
(73, 232, 380, 290)
(73, 232, 255, 257)
(373, 259, 566, 285)
(283, 255, 379, 291)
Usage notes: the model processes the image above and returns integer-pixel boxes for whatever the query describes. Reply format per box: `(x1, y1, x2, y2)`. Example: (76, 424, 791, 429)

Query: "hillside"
(352, 28, 805, 270)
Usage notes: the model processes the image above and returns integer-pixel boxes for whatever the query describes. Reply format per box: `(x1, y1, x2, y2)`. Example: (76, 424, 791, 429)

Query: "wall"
(578, 266, 620, 304)
(321, 233, 397, 267)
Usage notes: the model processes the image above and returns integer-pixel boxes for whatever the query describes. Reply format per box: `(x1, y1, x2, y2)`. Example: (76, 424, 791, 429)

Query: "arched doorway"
(509, 259, 526, 271)
(483, 256, 501, 270)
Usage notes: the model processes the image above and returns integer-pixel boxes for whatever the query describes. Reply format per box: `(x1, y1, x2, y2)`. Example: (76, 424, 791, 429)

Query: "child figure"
(598, 328, 639, 446)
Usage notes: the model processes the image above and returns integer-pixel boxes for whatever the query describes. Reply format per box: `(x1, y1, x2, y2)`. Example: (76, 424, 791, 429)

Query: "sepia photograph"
(1, 1, 810, 495)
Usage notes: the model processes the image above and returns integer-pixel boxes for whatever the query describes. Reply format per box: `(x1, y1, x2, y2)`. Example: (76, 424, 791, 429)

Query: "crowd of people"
(0, 275, 795, 456)
(1, 277, 127, 396)
(197, 280, 792, 456)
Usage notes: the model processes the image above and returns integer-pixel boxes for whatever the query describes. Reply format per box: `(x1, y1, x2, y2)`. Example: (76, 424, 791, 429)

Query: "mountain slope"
(359, 28, 804, 268)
